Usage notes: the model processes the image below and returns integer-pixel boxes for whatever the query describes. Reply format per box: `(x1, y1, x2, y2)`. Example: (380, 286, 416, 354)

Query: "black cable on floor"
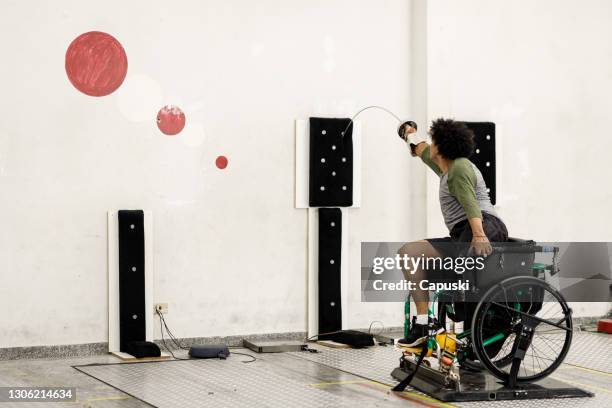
(230, 352, 256, 363)
(305, 329, 343, 342)
(305, 321, 386, 343)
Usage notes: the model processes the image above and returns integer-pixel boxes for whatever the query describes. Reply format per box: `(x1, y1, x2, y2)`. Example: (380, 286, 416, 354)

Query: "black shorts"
(426, 213, 508, 280)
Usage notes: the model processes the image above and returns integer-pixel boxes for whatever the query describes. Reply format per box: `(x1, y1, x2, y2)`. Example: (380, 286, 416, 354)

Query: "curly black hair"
(429, 118, 475, 160)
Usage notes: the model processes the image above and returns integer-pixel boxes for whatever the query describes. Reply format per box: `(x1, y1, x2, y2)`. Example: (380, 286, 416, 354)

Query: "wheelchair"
(395, 238, 573, 389)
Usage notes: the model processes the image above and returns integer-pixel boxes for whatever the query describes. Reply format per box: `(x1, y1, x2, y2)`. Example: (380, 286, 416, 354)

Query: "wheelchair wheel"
(471, 276, 572, 383)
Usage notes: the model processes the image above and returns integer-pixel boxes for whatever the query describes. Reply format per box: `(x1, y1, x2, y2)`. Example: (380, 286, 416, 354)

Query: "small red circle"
(157, 105, 186, 135)
(65, 31, 128, 97)
(215, 156, 228, 169)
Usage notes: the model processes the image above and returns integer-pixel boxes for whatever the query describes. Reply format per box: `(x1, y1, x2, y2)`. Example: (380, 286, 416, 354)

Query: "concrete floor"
(0, 353, 147, 407)
(0, 336, 610, 408)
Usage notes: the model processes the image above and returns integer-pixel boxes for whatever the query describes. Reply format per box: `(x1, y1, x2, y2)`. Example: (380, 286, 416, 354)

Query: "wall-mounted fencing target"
(318, 208, 342, 335)
(108, 210, 159, 358)
(462, 122, 496, 205)
(117, 210, 147, 352)
(309, 118, 353, 207)
(297, 117, 359, 336)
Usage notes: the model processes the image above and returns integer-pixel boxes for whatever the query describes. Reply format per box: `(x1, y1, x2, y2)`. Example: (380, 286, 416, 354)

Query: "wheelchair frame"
(394, 239, 575, 392)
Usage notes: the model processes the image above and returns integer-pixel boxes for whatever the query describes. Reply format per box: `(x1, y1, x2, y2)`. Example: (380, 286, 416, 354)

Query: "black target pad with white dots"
(318, 208, 342, 336)
(462, 122, 496, 205)
(309, 117, 353, 207)
(118, 210, 146, 352)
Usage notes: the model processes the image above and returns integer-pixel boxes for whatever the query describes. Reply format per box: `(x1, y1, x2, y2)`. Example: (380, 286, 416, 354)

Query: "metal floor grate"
(288, 332, 611, 408)
(563, 331, 612, 372)
(73, 332, 611, 408)
(75, 356, 352, 408)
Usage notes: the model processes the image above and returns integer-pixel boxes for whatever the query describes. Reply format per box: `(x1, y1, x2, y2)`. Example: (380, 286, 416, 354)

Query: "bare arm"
(468, 217, 493, 256)
(468, 217, 486, 236)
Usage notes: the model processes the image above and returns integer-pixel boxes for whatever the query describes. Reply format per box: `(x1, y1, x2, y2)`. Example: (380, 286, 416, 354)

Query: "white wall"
(4, 0, 608, 349)
(0, 0, 423, 348)
(426, 0, 612, 316)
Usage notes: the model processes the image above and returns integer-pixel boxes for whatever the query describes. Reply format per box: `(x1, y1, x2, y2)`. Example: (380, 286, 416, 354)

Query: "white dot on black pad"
(331, 171, 336, 176)
(330, 259, 335, 264)
(132, 314, 138, 319)
(341, 157, 346, 162)
(330, 222, 335, 227)
(330, 301, 335, 307)
(321, 158, 326, 163)
(486, 162, 490, 167)
(476, 148, 480, 154)
(342, 186, 347, 190)
(331, 145, 336, 150)
(486, 135, 491, 140)
(320, 186, 325, 191)
(132, 267, 137, 272)
(322, 130, 327, 135)
(130, 224, 135, 229)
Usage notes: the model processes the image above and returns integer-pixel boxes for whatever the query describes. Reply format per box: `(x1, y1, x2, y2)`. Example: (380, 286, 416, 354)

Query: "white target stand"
(108, 210, 169, 360)
(295, 119, 361, 338)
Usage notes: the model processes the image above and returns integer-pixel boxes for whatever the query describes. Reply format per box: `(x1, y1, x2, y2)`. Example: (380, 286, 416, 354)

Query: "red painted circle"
(65, 31, 128, 97)
(156, 105, 186, 135)
(215, 156, 228, 169)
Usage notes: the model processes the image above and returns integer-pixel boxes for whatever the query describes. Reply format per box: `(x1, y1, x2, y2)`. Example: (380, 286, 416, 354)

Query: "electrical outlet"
(154, 303, 168, 314)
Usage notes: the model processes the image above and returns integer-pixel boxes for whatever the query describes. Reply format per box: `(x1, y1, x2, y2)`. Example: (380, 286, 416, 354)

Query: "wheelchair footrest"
(391, 361, 593, 402)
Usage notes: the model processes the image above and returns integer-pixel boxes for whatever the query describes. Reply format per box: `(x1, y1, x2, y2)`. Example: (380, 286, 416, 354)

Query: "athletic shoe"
(397, 316, 429, 347)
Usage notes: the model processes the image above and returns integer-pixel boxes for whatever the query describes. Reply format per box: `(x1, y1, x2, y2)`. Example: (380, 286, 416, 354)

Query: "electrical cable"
(305, 329, 344, 342)
(156, 309, 256, 363)
(307, 321, 386, 342)
(157, 310, 185, 349)
(306, 320, 387, 345)
(159, 311, 189, 350)
(156, 310, 189, 360)
(367, 320, 385, 335)
(230, 352, 257, 363)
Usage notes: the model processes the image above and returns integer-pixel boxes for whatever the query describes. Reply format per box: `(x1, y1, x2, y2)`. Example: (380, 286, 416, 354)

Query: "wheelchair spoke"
(530, 342, 559, 363)
(531, 345, 543, 374)
(499, 285, 515, 321)
(534, 335, 566, 339)
(538, 335, 565, 350)
(528, 349, 550, 375)
(535, 341, 561, 360)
